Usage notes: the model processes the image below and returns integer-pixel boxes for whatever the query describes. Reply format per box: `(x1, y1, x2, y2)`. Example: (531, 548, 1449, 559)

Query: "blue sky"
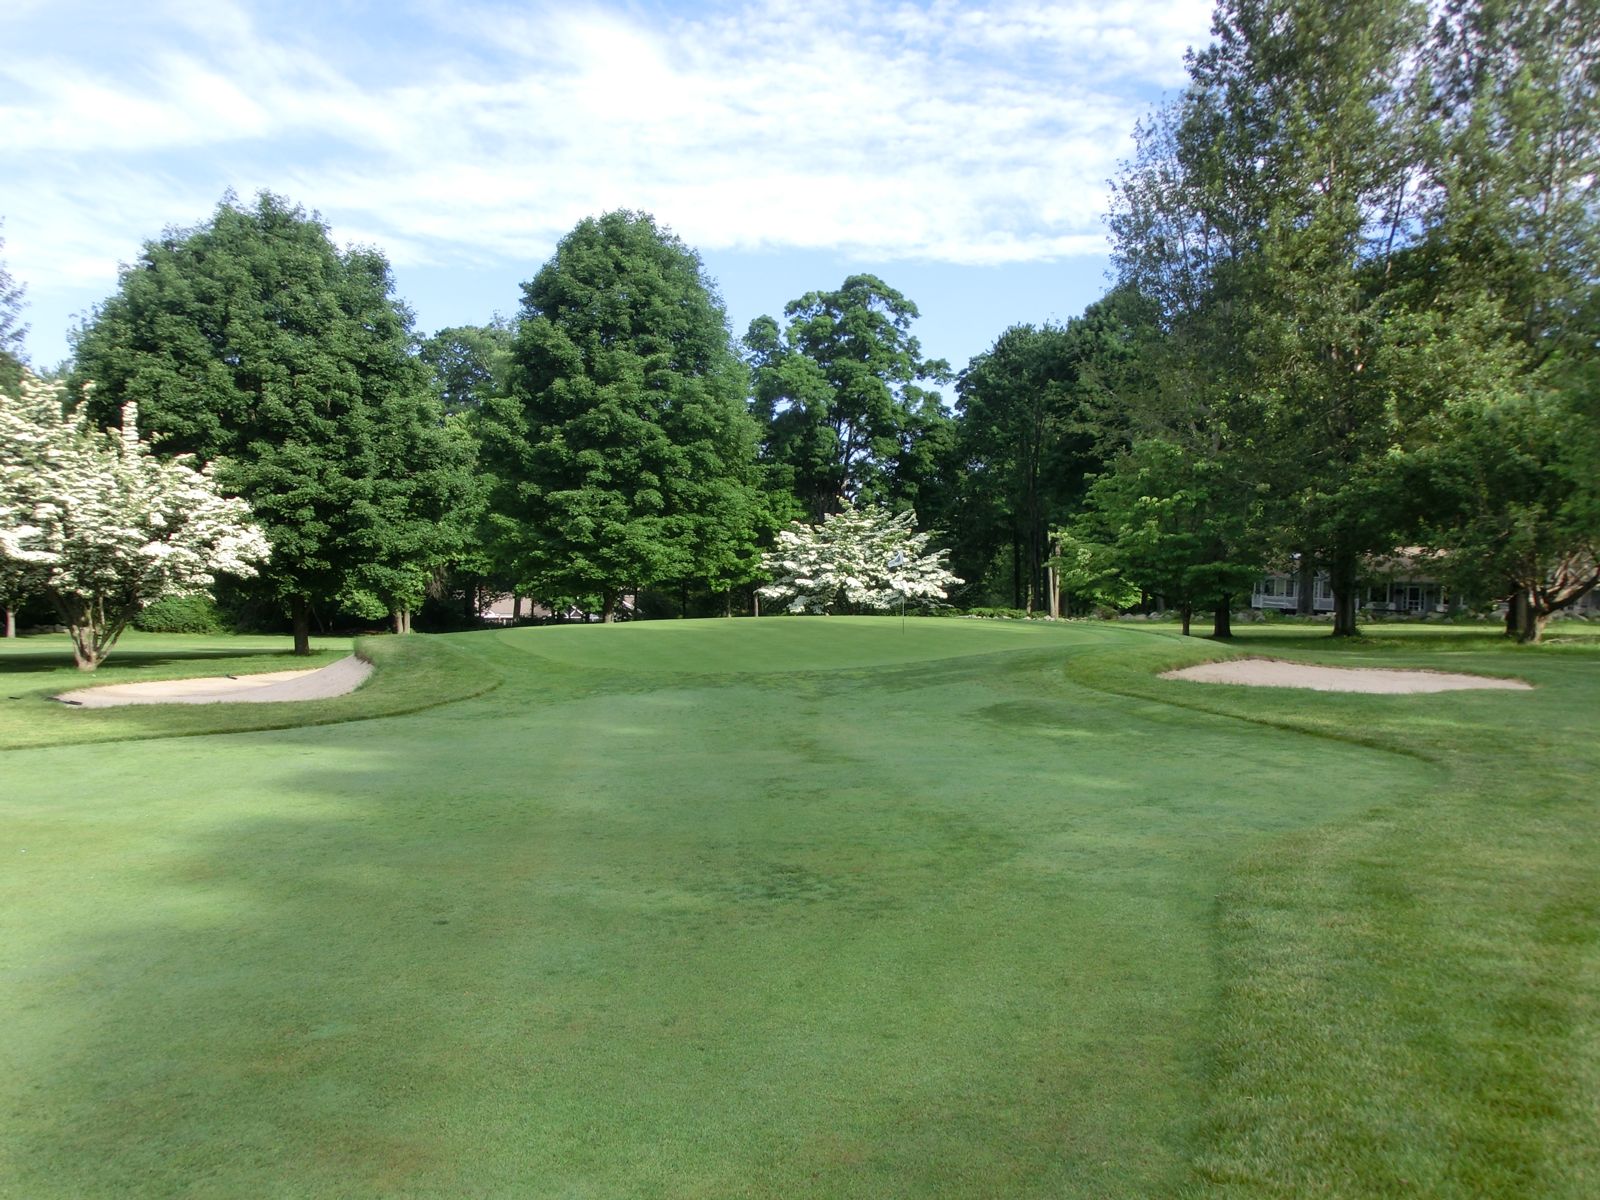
(0, 0, 1213, 380)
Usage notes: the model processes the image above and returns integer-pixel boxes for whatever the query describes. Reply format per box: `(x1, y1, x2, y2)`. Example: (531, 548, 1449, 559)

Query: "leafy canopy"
(480, 210, 767, 616)
(71, 192, 465, 642)
(747, 275, 950, 522)
(758, 502, 962, 615)
(0, 372, 269, 669)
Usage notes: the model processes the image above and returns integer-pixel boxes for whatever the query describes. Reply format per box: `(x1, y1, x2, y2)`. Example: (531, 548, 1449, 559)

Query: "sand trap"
(1162, 657, 1532, 694)
(56, 655, 373, 707)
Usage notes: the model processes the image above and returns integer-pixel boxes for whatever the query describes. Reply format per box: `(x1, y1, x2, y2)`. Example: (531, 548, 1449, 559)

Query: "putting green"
(481, 612, 1117, 675)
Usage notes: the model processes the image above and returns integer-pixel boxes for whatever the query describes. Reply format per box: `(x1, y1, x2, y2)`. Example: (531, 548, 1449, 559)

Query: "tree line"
(1, 0, 1595, 648)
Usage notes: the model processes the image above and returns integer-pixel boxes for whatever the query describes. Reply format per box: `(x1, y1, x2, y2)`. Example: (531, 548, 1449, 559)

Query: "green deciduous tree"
(72, 193, 462, 653)
(954, 297, 1140, 614)
(747, 275, 950, 522)
(479, 211, 767, 621)
(0, 221, 28, 397)
(1407, 0, 1600, 641)
(1111, 0, 1432, 637)
(0, 372, 269, 669)
(1081, 439, 1267, 636)
(420, 319, 515, 414)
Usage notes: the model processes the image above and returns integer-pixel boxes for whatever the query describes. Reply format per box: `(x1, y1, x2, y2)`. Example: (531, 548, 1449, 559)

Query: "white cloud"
(0, 0, 1213, 297)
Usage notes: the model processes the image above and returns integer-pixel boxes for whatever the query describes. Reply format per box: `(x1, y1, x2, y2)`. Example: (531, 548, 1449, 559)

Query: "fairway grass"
(2, 619, 1596, 1197)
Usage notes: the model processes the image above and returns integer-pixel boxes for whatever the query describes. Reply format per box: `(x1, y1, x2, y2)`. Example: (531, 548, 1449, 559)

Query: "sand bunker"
(56, 655, 373, 708)
(1162, 657, 1532, 694)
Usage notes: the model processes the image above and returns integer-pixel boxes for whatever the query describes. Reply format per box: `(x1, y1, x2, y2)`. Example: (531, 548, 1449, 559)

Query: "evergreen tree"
(479, 211, 766, 621)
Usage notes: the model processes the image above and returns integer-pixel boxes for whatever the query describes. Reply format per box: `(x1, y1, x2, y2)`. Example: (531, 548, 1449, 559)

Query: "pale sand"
(56, 655, 374, 707)
(1161, 657, 1533, 694)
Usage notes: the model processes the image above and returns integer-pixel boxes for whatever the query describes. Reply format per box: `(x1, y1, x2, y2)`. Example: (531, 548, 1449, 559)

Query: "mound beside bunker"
(1162, 657, 1532, 694)
(57, 655, 373, 708)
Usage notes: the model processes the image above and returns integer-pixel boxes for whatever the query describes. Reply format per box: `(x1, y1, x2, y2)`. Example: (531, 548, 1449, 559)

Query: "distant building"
(1250, 551, 1597, 617)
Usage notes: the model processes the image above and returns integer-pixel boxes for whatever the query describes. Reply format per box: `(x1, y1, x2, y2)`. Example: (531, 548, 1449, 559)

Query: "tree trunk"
(292, 596, 312, 656)
(1297, 557, 1316, 615)
(602, 590, 617, 624)
(512, 593, 522, 622)
(1332, 585, 1359, 637)
(3, 607, 13, 638)
(1012, 532, 1023, 610)
(753, 590, 761, 618)
(1212, 599, 1232, 639)
(1181, 604, 1192, 637)
(1047, 539, 1061, 619)
(725, 590, 733, 618)
(1514, 591, 1546, 644)
(1506, 589, 1525, 638)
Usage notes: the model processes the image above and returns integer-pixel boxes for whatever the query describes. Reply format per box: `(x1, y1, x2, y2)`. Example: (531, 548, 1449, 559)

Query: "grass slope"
(1, 618, 1595, 1198)
(0, 631, 497, 750)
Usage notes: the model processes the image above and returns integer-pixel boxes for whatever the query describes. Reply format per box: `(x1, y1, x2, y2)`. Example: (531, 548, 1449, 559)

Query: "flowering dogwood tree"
(758, 502, 962, 614)
(0, 373, 271, 670)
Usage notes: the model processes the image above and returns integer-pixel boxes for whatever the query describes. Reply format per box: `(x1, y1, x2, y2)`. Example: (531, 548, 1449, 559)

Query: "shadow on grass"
(1, 636, 1443, 1199)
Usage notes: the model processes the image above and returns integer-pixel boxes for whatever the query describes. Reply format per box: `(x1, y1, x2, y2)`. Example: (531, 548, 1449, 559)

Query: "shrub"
(133, 594, 225, 634)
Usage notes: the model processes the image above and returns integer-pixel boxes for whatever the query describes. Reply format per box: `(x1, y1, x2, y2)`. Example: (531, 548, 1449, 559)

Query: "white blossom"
(758, 502, 962, 615)
(0, 372, 272, 669)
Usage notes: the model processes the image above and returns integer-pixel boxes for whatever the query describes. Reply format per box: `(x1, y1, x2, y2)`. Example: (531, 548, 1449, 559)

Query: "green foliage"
(1105, 0, 1599, 640)
(0, 220, 26, 371)
(953, 308, 1135, 611)
(1401, 0, 1600, 639)
(480, 211, 768, 618)
(419, 319, 514, 414)
(1050, 528, 1140, 615)
(131, 593, 225, 634)
(1110, 0, 1434, 635)
(746, 274, 950, 521)
(71, 192, 468, 647)
(1081, 439, 1266, 632)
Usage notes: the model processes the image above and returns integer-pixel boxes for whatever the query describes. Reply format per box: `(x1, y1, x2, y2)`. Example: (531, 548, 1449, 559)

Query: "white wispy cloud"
(0, 0, 1212, 294)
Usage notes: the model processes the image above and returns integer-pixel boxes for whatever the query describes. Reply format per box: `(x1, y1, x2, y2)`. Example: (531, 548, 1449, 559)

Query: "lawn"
(1, 618, 1596, 1197)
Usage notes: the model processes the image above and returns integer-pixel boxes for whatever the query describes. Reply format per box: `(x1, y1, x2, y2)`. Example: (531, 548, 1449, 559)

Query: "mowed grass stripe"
(3, 619, 1593, 1197)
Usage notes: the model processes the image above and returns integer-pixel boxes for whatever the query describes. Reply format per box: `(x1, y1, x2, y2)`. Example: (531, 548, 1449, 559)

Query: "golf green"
(2, 619, 1594, 1197)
